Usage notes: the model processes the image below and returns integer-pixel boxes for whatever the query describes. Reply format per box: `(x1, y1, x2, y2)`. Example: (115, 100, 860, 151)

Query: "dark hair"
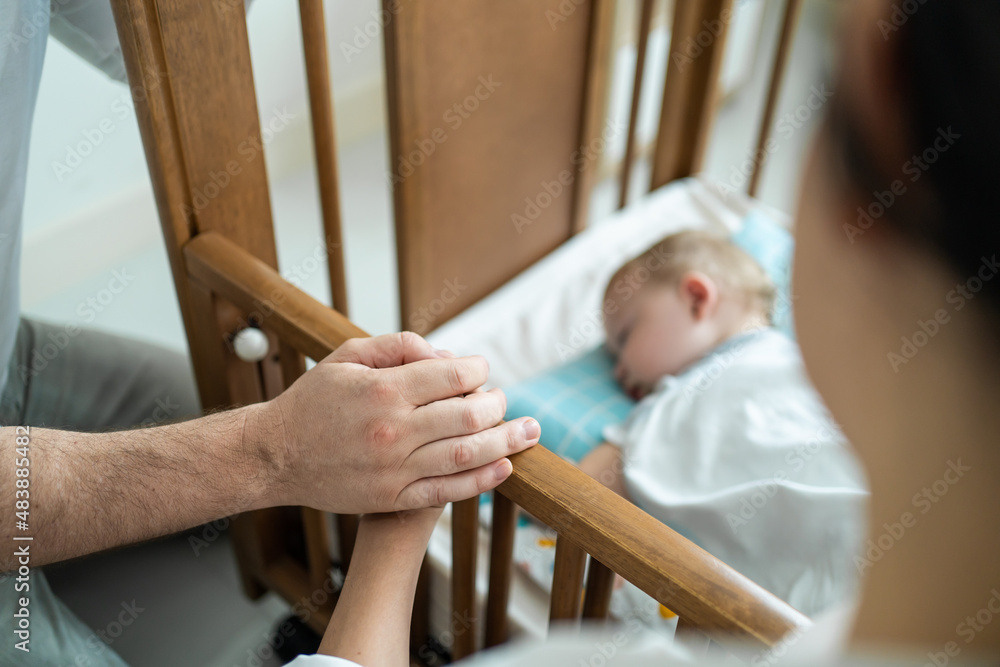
(829, 2, 1000, 317)
(900, 2, 1000, 307)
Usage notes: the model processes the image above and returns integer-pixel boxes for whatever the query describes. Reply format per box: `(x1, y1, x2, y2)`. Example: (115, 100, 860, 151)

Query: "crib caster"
(233, 327, 270, 363)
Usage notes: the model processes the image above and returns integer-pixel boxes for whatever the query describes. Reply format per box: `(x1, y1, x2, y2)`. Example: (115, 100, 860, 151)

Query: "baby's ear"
(678, 271, 718, 319)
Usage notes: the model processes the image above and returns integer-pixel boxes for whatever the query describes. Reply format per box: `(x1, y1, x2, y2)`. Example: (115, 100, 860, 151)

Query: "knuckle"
(339, 337, 362, 356)
(392, 486, 413, 511)
(506, 423, 523, 452)
(366, 376, 397, 404)
(487, 394, 506, 424)
(461, 403, 486, 432)
(365, 417, 399, 449)
(399, 330, 423, 350)
(451, 439, 475, 470)
(494, 389, 508, 417)
(474, 468, 493, 496)
(449, 363, 471, 394)
(428, 481, 447, 507)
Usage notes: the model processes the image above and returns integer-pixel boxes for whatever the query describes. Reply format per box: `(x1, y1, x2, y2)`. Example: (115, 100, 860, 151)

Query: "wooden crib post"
(297, 0, 349, 315)
(485, 492, 518, 648)
(452, 496, 481, 660)
(582, 557, 616, 619)
(618, 0, 657, 209)
(549, 536, 588, 623)
(650, 0, 734, 190)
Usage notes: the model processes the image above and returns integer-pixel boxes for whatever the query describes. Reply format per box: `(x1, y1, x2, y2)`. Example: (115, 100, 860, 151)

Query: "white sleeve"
(49, 0, 256, 83)
(453, 631, 692, 666)
(49, 0, 127, 82)
(286, 655, 361, 667)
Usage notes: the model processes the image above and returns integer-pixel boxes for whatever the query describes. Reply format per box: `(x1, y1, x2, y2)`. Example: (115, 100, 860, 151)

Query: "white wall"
(21, 0, 386, 312)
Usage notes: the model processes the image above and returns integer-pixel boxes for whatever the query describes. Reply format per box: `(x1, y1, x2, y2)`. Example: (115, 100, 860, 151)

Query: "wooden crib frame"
(109, 0, 810, 660)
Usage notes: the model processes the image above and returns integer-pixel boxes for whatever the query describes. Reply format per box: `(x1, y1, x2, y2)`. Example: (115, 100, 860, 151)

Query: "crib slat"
(747, 0, 804, 197)
(650, 0, 733, 190)
(549, 535, 588, 623)
(297, 0, 349, 315)
(618, 0, 657, 210)
(302, 507, 332, 593)
(485, 492, 518, 648)
(452, 496, 480, 660)
(573, 0, 617, 233)
(582, 556, 616, 619)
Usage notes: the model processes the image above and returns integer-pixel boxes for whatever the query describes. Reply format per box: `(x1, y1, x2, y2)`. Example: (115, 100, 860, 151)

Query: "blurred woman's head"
(793, 0, 1000, 650)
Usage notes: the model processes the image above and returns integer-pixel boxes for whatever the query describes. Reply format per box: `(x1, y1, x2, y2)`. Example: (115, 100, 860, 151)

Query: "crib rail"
(184, 232, 811, 650)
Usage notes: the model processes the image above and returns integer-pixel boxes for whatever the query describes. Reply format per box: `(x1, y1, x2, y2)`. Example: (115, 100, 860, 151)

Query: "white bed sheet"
(417, 176, 791, 649)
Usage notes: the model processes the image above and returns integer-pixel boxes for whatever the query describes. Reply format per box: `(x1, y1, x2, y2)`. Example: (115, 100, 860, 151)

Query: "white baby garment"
(604, 328, 869, 617)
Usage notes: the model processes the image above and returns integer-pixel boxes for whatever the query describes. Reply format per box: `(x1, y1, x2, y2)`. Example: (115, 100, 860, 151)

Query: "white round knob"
(233, 327, 270, 363)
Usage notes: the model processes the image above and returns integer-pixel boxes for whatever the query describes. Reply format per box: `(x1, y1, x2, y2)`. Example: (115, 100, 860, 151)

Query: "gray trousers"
(0, 317, 200, 429)
(1, 318, 201, 666)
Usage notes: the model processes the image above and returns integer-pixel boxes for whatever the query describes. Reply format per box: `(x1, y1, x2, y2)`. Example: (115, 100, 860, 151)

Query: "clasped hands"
(242, 332, 540, 526)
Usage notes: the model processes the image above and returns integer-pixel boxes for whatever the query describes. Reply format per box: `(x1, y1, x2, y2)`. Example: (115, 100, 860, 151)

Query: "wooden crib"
(109, 0, 811, 660)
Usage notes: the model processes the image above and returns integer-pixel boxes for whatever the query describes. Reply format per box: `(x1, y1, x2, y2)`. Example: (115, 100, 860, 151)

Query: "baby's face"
(604, 282, 718, 400)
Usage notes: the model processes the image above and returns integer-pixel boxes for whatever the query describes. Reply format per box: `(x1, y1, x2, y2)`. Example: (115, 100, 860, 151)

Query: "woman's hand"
(364, 504, 450, 542)
(317, 499, 473, 666)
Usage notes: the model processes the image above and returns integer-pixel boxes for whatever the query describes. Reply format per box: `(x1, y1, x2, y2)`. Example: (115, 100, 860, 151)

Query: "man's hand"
(0, 331, 537, 569)
(250, 332, 540, 514)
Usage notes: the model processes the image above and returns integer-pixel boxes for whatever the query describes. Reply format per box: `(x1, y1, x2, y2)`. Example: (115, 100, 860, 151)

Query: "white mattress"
(415, 176, 790, 648)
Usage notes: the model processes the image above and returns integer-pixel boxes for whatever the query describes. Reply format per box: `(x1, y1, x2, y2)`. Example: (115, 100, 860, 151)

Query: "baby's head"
(603, 230, 775, 399)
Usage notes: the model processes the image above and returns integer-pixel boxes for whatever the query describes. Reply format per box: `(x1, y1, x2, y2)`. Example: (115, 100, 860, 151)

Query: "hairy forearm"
(319, 512, 437, 666)
(0, 404, 281, 570)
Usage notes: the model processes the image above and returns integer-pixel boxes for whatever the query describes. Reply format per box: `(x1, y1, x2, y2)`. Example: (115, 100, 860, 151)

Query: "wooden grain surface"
(485, 492, 517, 648)
(618, 0, 657, 209)
(384, 0, 605, 334)
(650, 0, 733, 190)
(549, 535, 588, 623)
(582, 556, 616, 620)
(451, 497, 480, 660)
(298, 0, 349, 315)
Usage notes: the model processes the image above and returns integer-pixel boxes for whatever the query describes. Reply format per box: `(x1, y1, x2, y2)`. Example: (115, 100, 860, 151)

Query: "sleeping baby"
(579, 229, 868, 617)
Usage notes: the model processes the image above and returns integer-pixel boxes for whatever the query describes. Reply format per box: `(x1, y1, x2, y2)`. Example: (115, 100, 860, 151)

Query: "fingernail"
(495, 458, 512, 481)
(522, 418, 540, 442)
(434, 348, 456, 358)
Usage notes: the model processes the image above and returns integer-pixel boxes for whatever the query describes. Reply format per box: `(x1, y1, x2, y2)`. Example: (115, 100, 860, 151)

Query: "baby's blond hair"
(606, 230, 777, 320)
